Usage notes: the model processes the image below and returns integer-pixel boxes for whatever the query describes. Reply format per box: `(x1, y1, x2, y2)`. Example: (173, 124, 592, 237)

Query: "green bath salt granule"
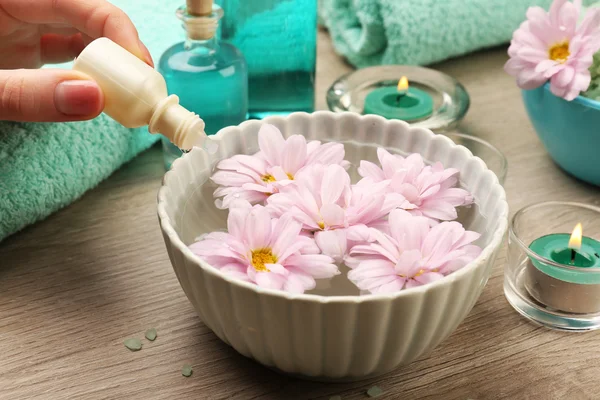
(367, 386, 383, 398)
(123, 338, 143, 351)
(182, 364, 193, 377)
(145, 328, 157, 341)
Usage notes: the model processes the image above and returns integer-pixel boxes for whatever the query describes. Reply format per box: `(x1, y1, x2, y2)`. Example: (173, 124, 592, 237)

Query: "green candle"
(363, 78, 434, 121)
(528, 232, 600, 284)
(525, 223, 600, 314)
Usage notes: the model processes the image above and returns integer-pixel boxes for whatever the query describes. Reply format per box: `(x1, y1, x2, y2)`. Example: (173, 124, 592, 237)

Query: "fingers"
(1, 0, 153, 66)
(38, 24, 80, 36)
(40, 34, 86, 64)
(0, 69, 104, 122)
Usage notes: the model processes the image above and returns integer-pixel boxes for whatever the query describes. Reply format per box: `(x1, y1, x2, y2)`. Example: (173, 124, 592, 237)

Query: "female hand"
(0, 0, 153, 122)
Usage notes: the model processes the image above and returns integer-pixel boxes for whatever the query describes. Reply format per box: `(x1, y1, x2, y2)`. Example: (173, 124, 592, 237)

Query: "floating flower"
(504, 0, 600, 100)
(357, 148, 472, 224)
(189, 202, 339, 293)
(211, 124, 349, 209)
(347, 210, 482, 294)
(267, 164, 406, 261)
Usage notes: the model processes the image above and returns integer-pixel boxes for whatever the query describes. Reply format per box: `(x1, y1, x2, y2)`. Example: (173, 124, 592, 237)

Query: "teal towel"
(318, 0, 594, 68)
(0, 0, 183, 242)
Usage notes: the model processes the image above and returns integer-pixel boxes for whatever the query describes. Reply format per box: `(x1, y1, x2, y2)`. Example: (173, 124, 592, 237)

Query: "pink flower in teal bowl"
(505, 0, 600, 100)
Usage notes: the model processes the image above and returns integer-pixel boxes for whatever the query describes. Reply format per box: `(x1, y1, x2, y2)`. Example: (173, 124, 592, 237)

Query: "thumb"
(0, 69, 104, 122)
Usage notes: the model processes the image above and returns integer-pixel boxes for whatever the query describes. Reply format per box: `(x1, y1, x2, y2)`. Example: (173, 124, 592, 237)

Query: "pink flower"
(267, 164, 405, 261)
(211, 124, 349, 209)
(346, 210, 482, 294)
(189, 202, 339, 293)
(358, 148, 473, 224)
(504, 0, 600, 100)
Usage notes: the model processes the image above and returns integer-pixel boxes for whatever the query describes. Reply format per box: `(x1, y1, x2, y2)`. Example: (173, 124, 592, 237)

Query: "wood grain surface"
(2, 30, 600, 400)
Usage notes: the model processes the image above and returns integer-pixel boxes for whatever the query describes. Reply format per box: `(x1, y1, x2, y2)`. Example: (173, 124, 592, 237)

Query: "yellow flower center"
(399, 269, 425, 278)
(251, 248, 277, 272)
(398, 268, 438, 278)
(262, 173, 294, 182)
(262, 174, 276, 183)
(549, 42, 570, 63)
(318, 221, 325, 230)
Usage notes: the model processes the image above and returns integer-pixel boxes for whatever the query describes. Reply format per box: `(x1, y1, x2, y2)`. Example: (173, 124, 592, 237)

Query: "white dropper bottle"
(72, 37, 217, 152)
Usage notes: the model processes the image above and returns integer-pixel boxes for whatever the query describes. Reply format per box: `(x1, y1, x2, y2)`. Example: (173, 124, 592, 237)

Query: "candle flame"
(568, 223, 583, 251)
(397, 76, 409, 92)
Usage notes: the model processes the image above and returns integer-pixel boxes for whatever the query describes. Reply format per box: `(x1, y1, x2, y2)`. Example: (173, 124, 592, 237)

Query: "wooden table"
(2, 31, 600, 400)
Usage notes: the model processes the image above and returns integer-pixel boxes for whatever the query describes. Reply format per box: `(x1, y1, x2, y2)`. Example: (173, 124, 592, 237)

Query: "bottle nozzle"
(181, 118, 219, 154)
(149, 95, 217, 152)
(193, 133, 219, 154)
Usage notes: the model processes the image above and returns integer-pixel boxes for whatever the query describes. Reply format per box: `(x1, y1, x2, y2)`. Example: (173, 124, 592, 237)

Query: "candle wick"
(396, 92, 406, 105)
(571, 248, 576, 264)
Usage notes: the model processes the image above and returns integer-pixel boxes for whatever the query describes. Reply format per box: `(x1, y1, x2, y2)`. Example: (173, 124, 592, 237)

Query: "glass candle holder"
(327, 66, 469, 131)
(505, 201, 600, 331)
(442, 132, 508, 185)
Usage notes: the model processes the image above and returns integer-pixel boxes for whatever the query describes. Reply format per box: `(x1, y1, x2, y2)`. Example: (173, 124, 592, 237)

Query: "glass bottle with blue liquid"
(159, 0, 248, 169)
(215, 0, 317, 118)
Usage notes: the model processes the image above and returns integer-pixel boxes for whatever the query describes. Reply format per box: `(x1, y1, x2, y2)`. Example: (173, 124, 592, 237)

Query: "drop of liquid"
(192, 134, 219, 155)
(203, 138, 219, 154)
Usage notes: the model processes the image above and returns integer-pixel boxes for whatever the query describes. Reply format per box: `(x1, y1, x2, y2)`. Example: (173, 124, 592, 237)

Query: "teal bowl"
(522, 82, 600, 186)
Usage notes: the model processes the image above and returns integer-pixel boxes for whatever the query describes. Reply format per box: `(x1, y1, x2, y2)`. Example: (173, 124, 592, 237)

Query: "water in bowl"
(178, 164, 487, 296)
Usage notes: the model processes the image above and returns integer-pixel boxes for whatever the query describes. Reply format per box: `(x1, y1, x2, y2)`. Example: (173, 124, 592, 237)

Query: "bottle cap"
(186, 0, 213, 16)
(177, 3, 222, 41)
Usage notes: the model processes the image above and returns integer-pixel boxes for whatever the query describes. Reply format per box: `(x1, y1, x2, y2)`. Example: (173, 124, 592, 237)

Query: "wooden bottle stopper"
(187, 0, 213, 16)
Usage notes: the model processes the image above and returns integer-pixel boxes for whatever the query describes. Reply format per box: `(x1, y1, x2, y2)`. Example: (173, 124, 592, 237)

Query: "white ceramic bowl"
(157, 111, 508, 381)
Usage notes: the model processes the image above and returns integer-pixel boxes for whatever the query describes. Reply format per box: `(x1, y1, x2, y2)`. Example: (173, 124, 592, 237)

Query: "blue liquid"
(159, 40, 248, 169)
(248, 72, 314, 118)
(216, 0, 316, 118)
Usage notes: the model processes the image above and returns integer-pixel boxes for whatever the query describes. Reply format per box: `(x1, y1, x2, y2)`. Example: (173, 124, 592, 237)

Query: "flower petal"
(578, 7, 600, 39)
(255, 271, 286, 290)
(320, 203, 347, 228)
(258, 124, 285, 166)
(557, 1, 579, 38)
(245, 207, 272, 249)
(286, 254, 339, 278)
(211, 170, 255, 187)
(388, 209, 430, 250)
(320, 165, 351, 205)
(372, 279, 405, 293)
(554, 66, 575, 87)
(271, 216, 303, 260)
(283, 272, 313, 293)
(314, 229, 348, 262)
(358, 160, 385, 181)
(414, 272, 445, 285)
(306, 142, 347, 166)
(282, 135, 308, 174)
(227, 206, 249, 239)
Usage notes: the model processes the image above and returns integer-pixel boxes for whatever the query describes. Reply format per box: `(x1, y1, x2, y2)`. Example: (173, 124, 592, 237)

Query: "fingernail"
(55, 80, 103, 116)
(139, 40, 154, 67)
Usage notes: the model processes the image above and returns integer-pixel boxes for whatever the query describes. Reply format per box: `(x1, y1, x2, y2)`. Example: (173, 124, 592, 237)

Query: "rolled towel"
(318, 0, 596, 67)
